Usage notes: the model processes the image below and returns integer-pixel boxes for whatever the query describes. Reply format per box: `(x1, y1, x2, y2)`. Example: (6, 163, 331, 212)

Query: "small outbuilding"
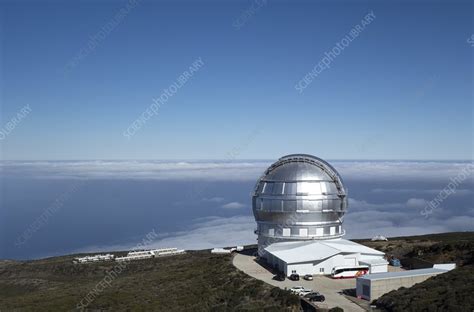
(356, 265, 455, 301)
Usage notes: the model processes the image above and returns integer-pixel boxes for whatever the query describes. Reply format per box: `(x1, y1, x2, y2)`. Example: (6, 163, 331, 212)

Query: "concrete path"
(233, 252, 366, 312)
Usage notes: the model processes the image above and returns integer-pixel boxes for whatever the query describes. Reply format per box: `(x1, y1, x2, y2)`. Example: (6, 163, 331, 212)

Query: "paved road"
(233, 252, 366, 312)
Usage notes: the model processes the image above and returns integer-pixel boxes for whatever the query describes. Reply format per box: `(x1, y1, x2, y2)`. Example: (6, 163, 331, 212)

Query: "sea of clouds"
(2, 160, 473, 258)
(1, 159, 472, 181)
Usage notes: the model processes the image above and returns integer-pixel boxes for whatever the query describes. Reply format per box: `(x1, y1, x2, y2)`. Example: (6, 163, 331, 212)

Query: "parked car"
(298, 289, 313, 297)
(273, 274, 285, 281)
(304, 291, 321, 298)
(289, 286, 305, 294)
(305, 292, 325, 302)
(390, 258, 401, 267)
(289, 273, 300, 281)
(303, 274, 313, 281)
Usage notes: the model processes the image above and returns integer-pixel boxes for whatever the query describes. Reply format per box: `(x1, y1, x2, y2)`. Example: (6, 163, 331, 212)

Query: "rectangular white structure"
(74, 254, 115, 263)
(360, 258, 389, 273)
(433, 263, 456, 270)
(356, 266, 454, 300)
(264, 239, 388, 277)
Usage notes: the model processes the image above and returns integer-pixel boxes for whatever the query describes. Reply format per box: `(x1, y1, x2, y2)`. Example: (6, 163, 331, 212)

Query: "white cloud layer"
(0, 160, 269, 181)
(71, 216, 257, 254)
(5, 159, 472, 258)
(344, 196, 474, 239)
(73, 194, 473, 255)
(371, 188, 473, 196)
(147, 216, 257, 250)
(1, 160, 472, 181)
(221, 202, 246, 209)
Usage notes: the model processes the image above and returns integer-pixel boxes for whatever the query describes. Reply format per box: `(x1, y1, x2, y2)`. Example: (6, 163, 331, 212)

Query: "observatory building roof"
(264, 239, 384, 264)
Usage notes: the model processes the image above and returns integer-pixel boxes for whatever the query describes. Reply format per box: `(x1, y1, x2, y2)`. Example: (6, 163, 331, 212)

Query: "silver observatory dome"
(252, 154, 348, 254)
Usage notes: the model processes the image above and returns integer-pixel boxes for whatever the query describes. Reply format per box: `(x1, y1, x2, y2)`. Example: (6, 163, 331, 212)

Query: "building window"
(330, 226, 336, 236)
(272, 182, 284, 195)
(262, 199, 273, 210)
(263, 182, 274, 194)
(268, 228, 274, 236)
(284, 182, 297, 195)
(299, 228, 308, 237)
(282, 228, 290, 237)
(319, 268, 324, 273)
(291, 228, 299, 236)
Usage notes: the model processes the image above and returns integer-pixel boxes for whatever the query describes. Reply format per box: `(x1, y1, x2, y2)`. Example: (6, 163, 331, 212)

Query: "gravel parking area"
(233, 251, 366, 311)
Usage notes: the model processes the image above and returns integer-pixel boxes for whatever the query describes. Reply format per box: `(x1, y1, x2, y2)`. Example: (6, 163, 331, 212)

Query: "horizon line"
(1, 158, 472, 162)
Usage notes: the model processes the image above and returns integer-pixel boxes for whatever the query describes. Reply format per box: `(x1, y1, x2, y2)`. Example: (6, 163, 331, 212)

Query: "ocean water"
(1, 160, 472, 260)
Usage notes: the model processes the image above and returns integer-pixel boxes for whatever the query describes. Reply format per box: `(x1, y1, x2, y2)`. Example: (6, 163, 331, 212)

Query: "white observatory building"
(252, 154, 387, 276)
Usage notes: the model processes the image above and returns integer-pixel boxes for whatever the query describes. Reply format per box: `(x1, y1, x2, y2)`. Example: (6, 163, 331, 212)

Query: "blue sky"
(0, 0, 472, 160)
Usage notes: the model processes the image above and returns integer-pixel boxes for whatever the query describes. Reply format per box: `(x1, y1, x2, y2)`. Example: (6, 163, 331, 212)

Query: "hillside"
(354, 231, 474, 266)
(365, 232, 474, 312)
(374, 264, 474, 312)
(1, 232, 473, 311)
(0, 251, 299, 311)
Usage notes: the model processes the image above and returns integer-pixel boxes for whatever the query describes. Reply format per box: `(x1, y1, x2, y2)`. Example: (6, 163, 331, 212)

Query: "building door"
(344, 257, 357, 266)
(363, 285, 370, 298)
